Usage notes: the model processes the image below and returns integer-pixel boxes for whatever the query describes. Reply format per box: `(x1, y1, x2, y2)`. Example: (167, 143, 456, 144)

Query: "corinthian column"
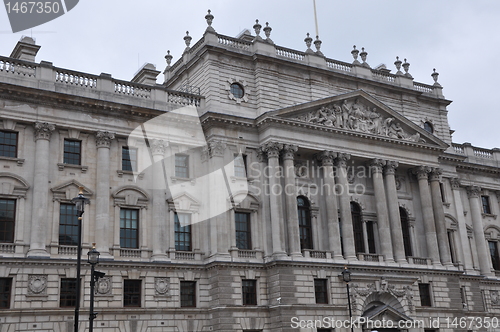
(150, 139, 169, 261)
(95, 131, 115, 258)
(384, 161, 406, 263)
(261, 142, 286, 257)
(335, 153, 356, 260)
(369, 159, 394, 263)
(467, 186, 493, 276)
(317, 151, 343, 259)
(28, 122, 55, 257)
(412, 166, 440, 265)
(282, 144, 301, 257)
(429, 168, 452, 266)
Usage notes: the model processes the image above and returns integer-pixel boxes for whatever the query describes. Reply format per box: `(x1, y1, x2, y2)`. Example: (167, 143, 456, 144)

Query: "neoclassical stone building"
(1, 11, 500, 332)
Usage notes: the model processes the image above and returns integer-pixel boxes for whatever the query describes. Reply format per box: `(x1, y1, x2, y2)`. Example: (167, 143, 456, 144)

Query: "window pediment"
(0, 172, 29, 197)
(51, 180, 93, 201)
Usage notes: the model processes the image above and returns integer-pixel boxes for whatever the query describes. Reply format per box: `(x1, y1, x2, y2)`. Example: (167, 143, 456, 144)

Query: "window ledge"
(170, 176, 195, 184)
(0, 156, 24, 166)
(482, 213, 497, 219)
(57, 163, 88, 173)
(117, 170, 144, 179)
(443, 202, 451, 208)
(230, 175, 248, 183)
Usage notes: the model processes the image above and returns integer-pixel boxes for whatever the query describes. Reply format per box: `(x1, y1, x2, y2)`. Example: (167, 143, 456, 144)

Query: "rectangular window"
(0, 278, 12, 309)
(124, 279, 141, 307)
(482, 196, 492, 214)
(120, 209, 139, 248)
(489, 241, 500, 270)
(63, 139, 81, 165)
(0, 131, 18, 158)
(59, 203, 78, 246)
(180, 281, 196, 307)
(234, 154, 247, 177)
(60, 278, 77, 307)
(366, 220, 376, 254)
(0, 199, 16, 243)
(235, 212, 251, 250)
(419, 283, 432, 307)
(175, 213, 191, 251)
(175, 154, 189, 178)
(460, 286, 468, 309)
(242, 279, 257, 305)
(447, 230, 456, 264)
(314, 279, 328, 304)
(122, 147, 137, 171)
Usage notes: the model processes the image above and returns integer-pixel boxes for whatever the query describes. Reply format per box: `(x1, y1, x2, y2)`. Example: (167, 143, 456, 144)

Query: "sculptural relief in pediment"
(291, 98, 424, 143)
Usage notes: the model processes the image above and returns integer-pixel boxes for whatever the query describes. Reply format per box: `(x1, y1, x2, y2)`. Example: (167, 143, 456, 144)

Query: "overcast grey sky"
(1, 0, 498, 149)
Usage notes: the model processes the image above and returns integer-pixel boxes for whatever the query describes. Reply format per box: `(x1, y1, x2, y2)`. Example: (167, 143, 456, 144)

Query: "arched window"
(399, 207, 412, 257)
(351, 202, 364, 253)
(424, 121, 434, 134)
(297, 196, 313, 250)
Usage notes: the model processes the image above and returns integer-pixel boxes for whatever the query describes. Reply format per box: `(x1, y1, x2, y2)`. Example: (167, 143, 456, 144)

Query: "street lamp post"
(341, 266, 354, 332)
(87, 244, 105, 332)
(71, 187, 89, 332)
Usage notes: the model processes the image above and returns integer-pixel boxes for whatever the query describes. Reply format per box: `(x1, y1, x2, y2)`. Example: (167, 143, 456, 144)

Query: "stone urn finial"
(351, 45, 360, 64)
(205, 9, 215, 32)
(263, 22, 273, 43)
(304, 33, 313, 50)
(314, 35, 323, 56)
(184, 31, 192, 51)
(253, 19, 262, 36)
(431, 68, 440, 86)
(402, 58, 412, 78)
(165, 50, 173, 67)
(394, 56, 402, 75)
(360, 47, 367, 63)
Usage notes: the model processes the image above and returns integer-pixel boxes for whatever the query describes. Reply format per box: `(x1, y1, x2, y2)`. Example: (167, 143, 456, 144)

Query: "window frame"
(120, 208, 140, 249)
(351, 202, 365, 254)
(123, 279, 142, 307)
(482, 195, 492, 214)
(175, 154, 189, 178)
(174, 213, 192, 251)
(121, 146, 138, 172)
(489, 241, 500, 271)
(298, 196, 313, 250)
(399, 207, 413, 257)
(235, 211, 252, 250)
(58, 203, 79, 246)
(242, 279, 257, 305)
(0, 130, 18, 158)
(60, 278, 78, 308)
(0, 198, 16, 243)
(63, 139, 82, 165)
(418, 283, 432, 307)
(423, 121, 434, 134)
(180, 281, 196, 307)
(234, 153, 247, 178)
(230, 83, 245, 99)
(0, 277, 12, 309)
(314, 278, 329, 304)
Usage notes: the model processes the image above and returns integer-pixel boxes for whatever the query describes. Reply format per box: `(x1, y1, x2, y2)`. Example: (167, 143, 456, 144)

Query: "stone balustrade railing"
(165, 32, 444, 97)
(0, 55, 203, 109)
(451, 143, 500, 165)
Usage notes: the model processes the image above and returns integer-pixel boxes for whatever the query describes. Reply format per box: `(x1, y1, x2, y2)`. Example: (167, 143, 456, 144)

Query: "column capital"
(384, 160, 399, 175)
(282, 144, 298, 160)
(369, 158, 386, 173)
(150, 138, 168, 156)
(316, 151, 337, 166)
(95, 130, 115, 148)
(208, 139, 226, 158)
(33, 122, 55, 141)
(450, 178, 461, 190)
(334, 152, 351, 168)
(429, 167, 443, 182)
(260, 141, 283, 159)
(412, 165, 430, 180)
(466, 185, 482, 198)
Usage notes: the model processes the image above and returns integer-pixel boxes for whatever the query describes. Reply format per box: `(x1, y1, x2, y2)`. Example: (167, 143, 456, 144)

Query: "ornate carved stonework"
(395, 176, 403, 190)
(294, 160, 308, 178)
(150, 139, 168, 156)
(27, 275, 47, 295)
(316, 151, 336, 166)
(155, 277, 170, 296)
(429, 167, 443, 182)
(369, 158, 385, 173)
(282, 144, 298, 160)
(384, 161, 399, 175)
(260, 142, 283, 159)
(334, 153, 351, 168)
(412, 165, 430, 180)
(450, 178, 461, 190)
(291, 99, 423, 142)
(95, 131, 115, 148)
(208, 140, 226, 158)
(95, 276, 112, 296)
(491, 290, 499, 305)
(466, 185, 481, 198)
(388, 284, 415, 312)
(34, 122, 55, 141)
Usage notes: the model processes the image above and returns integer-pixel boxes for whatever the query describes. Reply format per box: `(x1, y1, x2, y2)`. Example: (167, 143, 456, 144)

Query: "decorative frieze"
(95, 131, 115, 148)
(33, 122, 55, 141)
(291, 98, 422, 142)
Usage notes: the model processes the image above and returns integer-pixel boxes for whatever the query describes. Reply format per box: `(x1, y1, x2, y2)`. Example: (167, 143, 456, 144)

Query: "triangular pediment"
(267, 90, 447, 148)
(51, 180, 93, 201)
(362, 303, 412, 322)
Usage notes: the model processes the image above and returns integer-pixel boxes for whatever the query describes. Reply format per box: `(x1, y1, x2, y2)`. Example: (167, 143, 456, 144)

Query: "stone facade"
(0, 14, 500, 332)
